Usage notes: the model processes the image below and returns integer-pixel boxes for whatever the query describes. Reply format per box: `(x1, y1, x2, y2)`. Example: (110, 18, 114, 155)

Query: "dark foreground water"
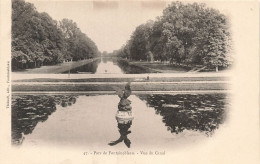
(11, 93, 230, 148)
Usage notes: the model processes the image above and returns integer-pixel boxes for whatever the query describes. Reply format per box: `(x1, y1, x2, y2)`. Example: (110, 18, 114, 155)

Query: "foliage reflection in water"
(11, 95, 78, 145)
(116, 59, 158, 74)
(11, 93, 229, 146)
(138, 94, 229, 135)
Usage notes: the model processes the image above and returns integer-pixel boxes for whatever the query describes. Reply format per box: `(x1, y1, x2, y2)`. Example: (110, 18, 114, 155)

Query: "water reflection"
(108, 120, 132, 148)
(11, 95, 78, 145)
(11, 93, 229, 147)
(53, 95, 78, 107)
(96, 58, 123, 74)
(61, 57, 157, 74)
(62, 59, 100, 74)
(138, 94, 228, 135)
(109, 83, 133, 148)
(117, 59, 158, 74)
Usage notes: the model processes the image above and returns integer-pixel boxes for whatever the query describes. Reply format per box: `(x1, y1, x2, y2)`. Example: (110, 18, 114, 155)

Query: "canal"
(11, 57, 230, 149)
(62, 57, 158, 74)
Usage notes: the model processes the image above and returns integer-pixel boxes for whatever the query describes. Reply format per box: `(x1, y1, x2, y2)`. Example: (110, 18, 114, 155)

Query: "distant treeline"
(111, 2, 233, 71)
(12, 0, 99, 70)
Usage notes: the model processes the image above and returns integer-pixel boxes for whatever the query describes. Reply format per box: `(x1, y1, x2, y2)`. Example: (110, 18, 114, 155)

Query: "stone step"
(12, 81, 230, 92)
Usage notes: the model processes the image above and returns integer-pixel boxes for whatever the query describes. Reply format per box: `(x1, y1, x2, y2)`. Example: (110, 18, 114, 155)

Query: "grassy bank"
(13, 58, 99, 74)
(129, 61, 190, 73)
(126, 60, 227, 73)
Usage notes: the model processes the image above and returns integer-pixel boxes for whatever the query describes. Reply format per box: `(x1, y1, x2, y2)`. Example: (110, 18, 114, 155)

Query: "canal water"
(62, 57, 158, 74)
(12, 93, 229, 149)
(11, 57, 230, 149)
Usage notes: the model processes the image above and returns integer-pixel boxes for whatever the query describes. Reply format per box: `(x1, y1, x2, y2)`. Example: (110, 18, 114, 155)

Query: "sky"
(26, 0, 168, 53)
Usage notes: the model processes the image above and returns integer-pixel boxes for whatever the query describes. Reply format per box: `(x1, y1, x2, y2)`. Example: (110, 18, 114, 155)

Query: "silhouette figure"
(109, 82, 134, 148)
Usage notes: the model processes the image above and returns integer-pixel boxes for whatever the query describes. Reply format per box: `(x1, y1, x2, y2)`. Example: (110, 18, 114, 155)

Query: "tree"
(59, 19, 98, 61)
(117, 2, 232, 71)
(12, 0, 98, 70)
(159, 2, 232, 69)
(127, 21, 154, 61)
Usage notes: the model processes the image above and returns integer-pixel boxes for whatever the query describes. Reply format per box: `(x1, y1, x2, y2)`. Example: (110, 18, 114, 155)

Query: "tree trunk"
(216, 66, 218, 72)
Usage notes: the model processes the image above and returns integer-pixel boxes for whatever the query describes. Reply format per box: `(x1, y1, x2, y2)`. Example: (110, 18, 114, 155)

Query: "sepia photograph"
(0, 0, 259, 163)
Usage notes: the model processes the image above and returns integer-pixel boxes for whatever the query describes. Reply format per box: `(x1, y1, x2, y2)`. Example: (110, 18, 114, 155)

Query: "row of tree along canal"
(110, 2, 232, 72)
(12, 0, 99, 71)
(11, 1, 233, 72)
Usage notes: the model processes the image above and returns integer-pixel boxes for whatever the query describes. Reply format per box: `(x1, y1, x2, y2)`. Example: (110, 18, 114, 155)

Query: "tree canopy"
(12, 0, 99, 70)
(115, 2, 233, 70)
